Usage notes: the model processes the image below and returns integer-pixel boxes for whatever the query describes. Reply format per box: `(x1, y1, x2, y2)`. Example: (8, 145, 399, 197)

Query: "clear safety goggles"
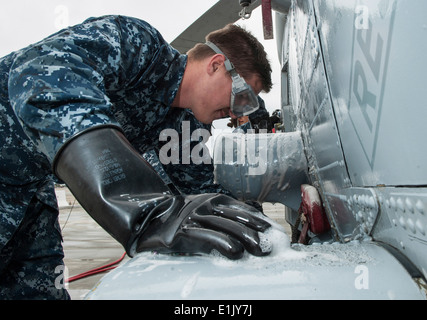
(205, 41, 259, 118)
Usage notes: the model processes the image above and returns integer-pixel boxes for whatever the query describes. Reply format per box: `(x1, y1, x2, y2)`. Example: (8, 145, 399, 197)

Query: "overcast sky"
(0, 0, 281, 128)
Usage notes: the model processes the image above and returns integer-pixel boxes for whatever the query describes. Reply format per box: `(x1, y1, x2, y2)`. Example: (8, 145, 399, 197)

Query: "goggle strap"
(205, 41, 235, 72)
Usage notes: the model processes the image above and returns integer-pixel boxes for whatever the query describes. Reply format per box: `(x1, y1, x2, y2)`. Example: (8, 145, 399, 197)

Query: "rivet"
(415, 219, 426, 236)
(415, 200, 425, 215)
(406, 218, 416, 234)
(405, 198, 414, 213)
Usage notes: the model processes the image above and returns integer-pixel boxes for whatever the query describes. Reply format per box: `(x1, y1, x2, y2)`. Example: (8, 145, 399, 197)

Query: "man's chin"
(197, 116, 215, 125)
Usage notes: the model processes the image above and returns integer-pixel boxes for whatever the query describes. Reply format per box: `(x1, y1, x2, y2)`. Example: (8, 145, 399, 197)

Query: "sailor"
(0, 15, 272, 299)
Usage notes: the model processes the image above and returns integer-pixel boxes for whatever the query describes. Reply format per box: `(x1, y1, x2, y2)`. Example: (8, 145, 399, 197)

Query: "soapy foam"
(258, 231, 273, 253)
(208, 223, 307, 270)
(207, 227, 374, 273)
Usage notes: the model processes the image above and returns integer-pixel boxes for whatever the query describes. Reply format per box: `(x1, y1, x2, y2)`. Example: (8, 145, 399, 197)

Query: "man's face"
(192, 68, 263, 125)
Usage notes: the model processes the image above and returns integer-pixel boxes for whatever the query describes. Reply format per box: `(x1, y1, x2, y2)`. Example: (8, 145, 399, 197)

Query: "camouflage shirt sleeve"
(7, 15, 175, 162)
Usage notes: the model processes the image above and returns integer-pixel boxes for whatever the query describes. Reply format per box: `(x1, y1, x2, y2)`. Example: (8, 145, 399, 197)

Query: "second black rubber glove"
(136, 193, 272, 259)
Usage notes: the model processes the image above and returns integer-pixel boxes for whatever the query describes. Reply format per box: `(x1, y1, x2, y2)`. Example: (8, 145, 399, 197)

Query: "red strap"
(300, 184, 331, 235)
(262, 0, 274, 40)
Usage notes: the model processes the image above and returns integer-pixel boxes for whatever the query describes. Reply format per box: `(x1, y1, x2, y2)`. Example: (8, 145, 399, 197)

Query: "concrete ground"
(56, 186, 291, 300)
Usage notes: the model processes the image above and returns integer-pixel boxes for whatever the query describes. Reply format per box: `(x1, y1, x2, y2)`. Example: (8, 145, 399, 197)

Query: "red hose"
(67, 252, 126, 283)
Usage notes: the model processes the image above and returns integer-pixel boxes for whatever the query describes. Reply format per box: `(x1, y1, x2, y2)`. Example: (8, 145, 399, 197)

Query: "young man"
(0, 15, 273, 299)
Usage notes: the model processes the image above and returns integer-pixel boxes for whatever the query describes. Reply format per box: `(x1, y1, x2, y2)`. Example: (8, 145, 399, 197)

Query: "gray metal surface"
(278, 0, 356, 240)
(372, 188, 427, 279)
(275, 0, 427, 279)
(316, 0, 427, 187)
(85, 236, 425, 300)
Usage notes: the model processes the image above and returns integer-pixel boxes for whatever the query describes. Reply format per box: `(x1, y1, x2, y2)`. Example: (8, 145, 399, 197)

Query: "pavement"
(56, 186, 291, 300)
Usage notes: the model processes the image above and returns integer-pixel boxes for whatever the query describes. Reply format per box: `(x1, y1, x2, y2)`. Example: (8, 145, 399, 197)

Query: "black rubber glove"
(136, 193, 272, 259)
(53, 126, 272, 259)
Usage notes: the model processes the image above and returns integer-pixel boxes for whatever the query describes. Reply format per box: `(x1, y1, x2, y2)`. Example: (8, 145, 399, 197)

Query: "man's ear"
(207, 54, 226, 75)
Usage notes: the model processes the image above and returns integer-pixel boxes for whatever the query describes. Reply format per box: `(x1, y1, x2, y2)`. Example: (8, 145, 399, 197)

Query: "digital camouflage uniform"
(142, 108, 230, 196)
(0, 15, 228, 299)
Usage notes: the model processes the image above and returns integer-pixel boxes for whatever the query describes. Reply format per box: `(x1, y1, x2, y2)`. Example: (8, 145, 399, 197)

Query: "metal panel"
(86, 241, 426, 300)
(324, 187, 379, 241)
(310, 0, 427, 276)
(373, 187, 427, 279)
(314, 0, 427, 187)
(286, 0, 360, 240)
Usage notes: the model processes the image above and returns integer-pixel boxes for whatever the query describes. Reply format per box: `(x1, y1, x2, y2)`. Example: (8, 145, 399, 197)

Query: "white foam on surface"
(207, 224, 307, 270)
